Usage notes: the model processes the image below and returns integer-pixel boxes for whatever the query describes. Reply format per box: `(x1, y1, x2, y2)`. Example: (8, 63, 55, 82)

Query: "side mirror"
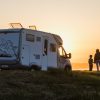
(69, 53, 72, 59)
(65, 53, 72, 59)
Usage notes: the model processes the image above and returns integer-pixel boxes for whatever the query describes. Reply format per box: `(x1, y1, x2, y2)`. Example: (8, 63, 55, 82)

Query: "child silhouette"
(88, 55, 93, 71)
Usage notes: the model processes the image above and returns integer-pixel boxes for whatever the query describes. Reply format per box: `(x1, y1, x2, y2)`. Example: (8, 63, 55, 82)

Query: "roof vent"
(29, 25, 37, 30)
(9, 23, 23, 28)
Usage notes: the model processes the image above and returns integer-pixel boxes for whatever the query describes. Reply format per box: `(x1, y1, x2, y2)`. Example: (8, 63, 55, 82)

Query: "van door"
(21, 45, 30, 66)
(42, 37, 48, 70)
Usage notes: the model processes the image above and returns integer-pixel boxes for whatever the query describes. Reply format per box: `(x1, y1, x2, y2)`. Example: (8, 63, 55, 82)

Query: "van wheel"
(64, 65, 72, 71)
(31, 65, 41, 71)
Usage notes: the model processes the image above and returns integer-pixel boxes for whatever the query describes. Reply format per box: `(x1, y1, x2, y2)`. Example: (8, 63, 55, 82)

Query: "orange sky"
(0, 0, 100, 63)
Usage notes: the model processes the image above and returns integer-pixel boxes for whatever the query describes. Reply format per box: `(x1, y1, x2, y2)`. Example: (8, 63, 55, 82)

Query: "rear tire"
(31, 65, 41, 71)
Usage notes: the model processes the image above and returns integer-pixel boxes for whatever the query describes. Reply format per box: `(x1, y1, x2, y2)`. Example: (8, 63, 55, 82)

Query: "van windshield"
(0, 31, 20, 58)
(58, 46, 67, 58)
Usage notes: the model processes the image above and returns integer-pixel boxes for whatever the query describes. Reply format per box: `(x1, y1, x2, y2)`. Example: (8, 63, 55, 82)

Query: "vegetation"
(0, 69, 100, 100)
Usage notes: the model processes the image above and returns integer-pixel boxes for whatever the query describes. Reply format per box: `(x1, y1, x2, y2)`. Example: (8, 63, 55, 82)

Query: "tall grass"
(0, 69, 100, 100)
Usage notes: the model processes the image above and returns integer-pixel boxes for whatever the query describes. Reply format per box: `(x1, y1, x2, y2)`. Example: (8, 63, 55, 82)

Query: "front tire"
(64, 65, 72, 71)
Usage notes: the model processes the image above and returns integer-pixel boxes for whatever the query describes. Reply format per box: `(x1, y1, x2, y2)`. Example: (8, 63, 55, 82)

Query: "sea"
(72, 63, 97, 71)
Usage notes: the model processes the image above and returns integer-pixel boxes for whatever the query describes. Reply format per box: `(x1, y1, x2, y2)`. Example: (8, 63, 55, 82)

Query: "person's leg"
(91, 64, 93, 71)
(89, 65, 91, 71)
(96, 61, 99, 71)
(98, 60, 100, 71)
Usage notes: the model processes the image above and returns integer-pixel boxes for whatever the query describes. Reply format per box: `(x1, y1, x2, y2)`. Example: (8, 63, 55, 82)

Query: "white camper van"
(0, 28, 72, 71)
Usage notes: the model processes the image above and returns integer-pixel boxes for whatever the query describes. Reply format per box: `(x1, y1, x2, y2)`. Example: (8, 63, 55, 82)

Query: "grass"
(0, 69, 100, 100)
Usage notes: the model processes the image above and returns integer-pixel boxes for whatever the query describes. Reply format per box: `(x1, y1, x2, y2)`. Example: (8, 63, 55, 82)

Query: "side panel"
(20, 30, 42, 67)
(47, 36, 57, 68)
(20, 30, 57, 69)
(42, 36, 48, 70)
(48, 51, 57, 68)
(29, 32, 42, 67)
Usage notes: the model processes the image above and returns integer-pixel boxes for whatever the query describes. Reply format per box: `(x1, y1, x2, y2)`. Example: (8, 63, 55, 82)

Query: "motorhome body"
(0, 28, 72, 71)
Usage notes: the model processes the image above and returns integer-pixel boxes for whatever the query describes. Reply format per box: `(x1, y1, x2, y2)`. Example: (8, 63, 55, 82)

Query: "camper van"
(0, 28, 72, 71)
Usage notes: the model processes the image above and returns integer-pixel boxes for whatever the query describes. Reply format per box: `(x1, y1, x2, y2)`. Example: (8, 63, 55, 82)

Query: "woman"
(94, 49, 100, 71)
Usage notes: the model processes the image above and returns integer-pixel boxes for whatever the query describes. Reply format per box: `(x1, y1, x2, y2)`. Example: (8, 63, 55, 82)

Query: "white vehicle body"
(0, 28, 72, 70)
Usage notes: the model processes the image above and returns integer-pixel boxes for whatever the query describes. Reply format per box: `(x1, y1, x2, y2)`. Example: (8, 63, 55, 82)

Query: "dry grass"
(0, 69, 100, 100)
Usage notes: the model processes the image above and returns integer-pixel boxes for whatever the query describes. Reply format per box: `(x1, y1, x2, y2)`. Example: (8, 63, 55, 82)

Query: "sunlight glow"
(0, 0, 100, 64)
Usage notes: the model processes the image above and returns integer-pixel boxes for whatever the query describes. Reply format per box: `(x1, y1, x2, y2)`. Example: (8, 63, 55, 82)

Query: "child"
(88, 55, 93, 71)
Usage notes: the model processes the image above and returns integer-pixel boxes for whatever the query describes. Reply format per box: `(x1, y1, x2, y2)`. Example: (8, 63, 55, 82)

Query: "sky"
(0, 0, 100, 63)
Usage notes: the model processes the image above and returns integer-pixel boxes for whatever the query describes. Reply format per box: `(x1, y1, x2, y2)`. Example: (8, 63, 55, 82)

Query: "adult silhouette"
(94, 49, 100, 71)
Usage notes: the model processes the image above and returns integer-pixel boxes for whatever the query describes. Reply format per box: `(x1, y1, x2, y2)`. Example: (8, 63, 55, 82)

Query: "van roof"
(0, 28, 22, 33)
(0, 28, 51, 34)
(0, 28, 61, 41)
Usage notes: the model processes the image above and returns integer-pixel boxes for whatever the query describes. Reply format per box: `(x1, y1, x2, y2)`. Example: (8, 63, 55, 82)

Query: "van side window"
(50, 43, 56, 52)
(26, 34, 34, 42)
(44, 39, 48, 55)
(36, 37, 41, 42)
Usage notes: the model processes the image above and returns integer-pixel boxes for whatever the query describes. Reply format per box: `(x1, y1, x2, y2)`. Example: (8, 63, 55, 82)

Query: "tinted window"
(36, 37, 41, 42)
(50, 43, 56, 52)
(58, 46, 66, 58)
(26, 34, 34, 42)
(44, 39, 48, 55)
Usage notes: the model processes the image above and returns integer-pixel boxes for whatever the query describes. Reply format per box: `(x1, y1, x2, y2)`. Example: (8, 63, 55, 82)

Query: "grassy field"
(0, 69, 100, 100)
